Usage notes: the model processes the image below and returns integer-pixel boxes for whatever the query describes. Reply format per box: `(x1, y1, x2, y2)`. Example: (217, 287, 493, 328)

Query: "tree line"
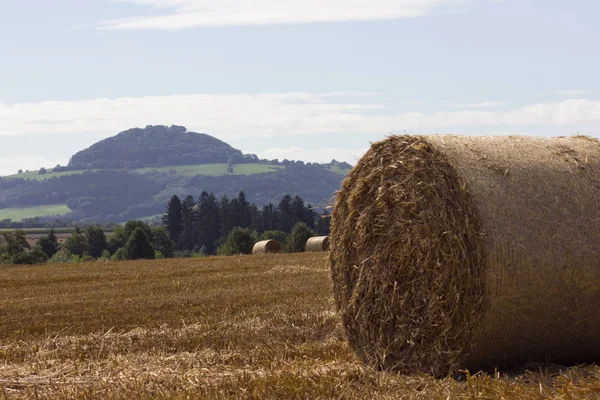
(0, 222, 174, 265)
(0, 192, 330, 265)
(162, 191, 330, 255)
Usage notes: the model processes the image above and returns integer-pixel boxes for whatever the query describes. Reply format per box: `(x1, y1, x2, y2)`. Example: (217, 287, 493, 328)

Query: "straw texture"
(329, 134, 600, 376)
(305, 236, 330, 252)
(252, 240, 282, 254)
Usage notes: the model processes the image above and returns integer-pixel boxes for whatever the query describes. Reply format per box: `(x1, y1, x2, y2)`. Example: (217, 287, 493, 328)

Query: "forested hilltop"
(67, 125, 251, 169)
(0, 125, 351, 224)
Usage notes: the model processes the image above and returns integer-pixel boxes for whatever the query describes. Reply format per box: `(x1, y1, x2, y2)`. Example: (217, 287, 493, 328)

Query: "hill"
(67, 125, 249, 169)
(0, 126, 351, 223)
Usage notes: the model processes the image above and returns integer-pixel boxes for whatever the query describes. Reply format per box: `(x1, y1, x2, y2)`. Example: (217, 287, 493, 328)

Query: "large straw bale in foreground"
(305, 236, 330, 252)
(329, 135, 600, 376)
(252, 240, 281, 254)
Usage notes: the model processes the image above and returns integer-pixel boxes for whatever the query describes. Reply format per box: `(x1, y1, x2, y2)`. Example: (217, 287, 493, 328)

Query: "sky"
(1, 0, 600, 176)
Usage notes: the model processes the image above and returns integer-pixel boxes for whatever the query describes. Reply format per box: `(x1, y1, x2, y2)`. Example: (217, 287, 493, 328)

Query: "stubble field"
(0, 253, 598, 399)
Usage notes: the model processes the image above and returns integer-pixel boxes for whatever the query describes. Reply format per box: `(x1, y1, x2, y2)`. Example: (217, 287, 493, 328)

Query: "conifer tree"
(162, 195, 183, 245)
(277, 195, 294, 233)
(260, 203, 278, 232)
(197, 191, 221, 254)
(179, 195, 197, 251)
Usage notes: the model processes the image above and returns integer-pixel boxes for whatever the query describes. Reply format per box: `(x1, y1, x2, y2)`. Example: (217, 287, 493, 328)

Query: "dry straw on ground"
(329, 134, 600, 376)
(305, 236, 330, 252)
(252, 239, 282, 254)
(1, 254, 599, 398)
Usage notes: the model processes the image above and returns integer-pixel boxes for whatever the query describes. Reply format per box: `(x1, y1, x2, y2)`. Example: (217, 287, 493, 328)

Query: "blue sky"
(1, 0, 599, 175)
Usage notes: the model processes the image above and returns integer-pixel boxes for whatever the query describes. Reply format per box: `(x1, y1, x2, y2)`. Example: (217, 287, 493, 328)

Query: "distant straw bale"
(329, 134, 600, 376)
(252, 240, 281, 255)
(305, 236, 330, 252)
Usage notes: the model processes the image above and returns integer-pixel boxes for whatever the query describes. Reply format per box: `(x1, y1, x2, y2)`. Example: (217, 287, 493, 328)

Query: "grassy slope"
(3, 169, 88, 180)
(0, 204, 71, 221)
(0, 253, 597, 399)
(3, 164, 284, 180)
(0, 163, 284, 220)
(133, 163, 283, 176)
(327, 165, 352, 175)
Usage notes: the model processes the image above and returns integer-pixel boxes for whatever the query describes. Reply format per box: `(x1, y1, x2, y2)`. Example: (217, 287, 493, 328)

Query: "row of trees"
(0, 222, 174, 265)
(0, 192, 331, 265)
(162, 191, 330, 255)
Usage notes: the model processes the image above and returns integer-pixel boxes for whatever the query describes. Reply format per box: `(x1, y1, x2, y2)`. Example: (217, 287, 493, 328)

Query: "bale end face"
(329, 136, 484, 376)
(305, 236, 330, 252)
(252, 240, 281, 254)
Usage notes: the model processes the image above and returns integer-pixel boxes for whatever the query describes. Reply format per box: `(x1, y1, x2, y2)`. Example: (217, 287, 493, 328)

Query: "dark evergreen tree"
(315, 210, 331, 236)
(126, 227, 155, 260)
(219, 195, 233, 237)
(235, 191, 253, 229)
(277, 195, 294, 232)
(179, 195, 197, 251)
(196, 192, 221, 255)
(290, 195, 305, 224)
(162, 195, 183, 245)
(304, 203, 317, 229)
(249, 203, 261, 232)
(86, 225, 108, 258)
(260, 203, 279, 232)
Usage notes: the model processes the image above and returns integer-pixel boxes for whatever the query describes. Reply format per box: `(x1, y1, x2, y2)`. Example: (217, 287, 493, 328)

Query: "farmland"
(3, 163, 285, 180)
(1, 163, 346, 181)
(132, 163, 283, 176)
(0, 204, 71, 221)
(0, 253, 598, 399)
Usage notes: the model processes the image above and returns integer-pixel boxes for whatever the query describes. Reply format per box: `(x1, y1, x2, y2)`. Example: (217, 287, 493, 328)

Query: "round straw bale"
(305, 236, 330, 252)
(252, 239, 281, 254)
(329, 134, 600, 376)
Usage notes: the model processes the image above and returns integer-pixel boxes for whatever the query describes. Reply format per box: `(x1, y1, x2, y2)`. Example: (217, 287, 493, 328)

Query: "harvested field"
(0, 253, 599, 399)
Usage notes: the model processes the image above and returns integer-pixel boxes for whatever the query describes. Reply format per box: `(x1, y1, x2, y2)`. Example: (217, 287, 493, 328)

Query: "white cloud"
(97, 0, 466, 30)
(2, 94, 600, 142)
(0, 92, 385, 139)
(3, 93, 600, 175)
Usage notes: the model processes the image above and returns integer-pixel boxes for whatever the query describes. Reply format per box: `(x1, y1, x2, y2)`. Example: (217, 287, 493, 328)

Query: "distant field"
(0, 204, 71, 221)
(3, 164, 284, 180)
(133, 163, 283, 176)
(3, 169, 88, 181)
(0, 228, 74, 234)
(327, 165, 351, 175)
(0, 253, 598, 398)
